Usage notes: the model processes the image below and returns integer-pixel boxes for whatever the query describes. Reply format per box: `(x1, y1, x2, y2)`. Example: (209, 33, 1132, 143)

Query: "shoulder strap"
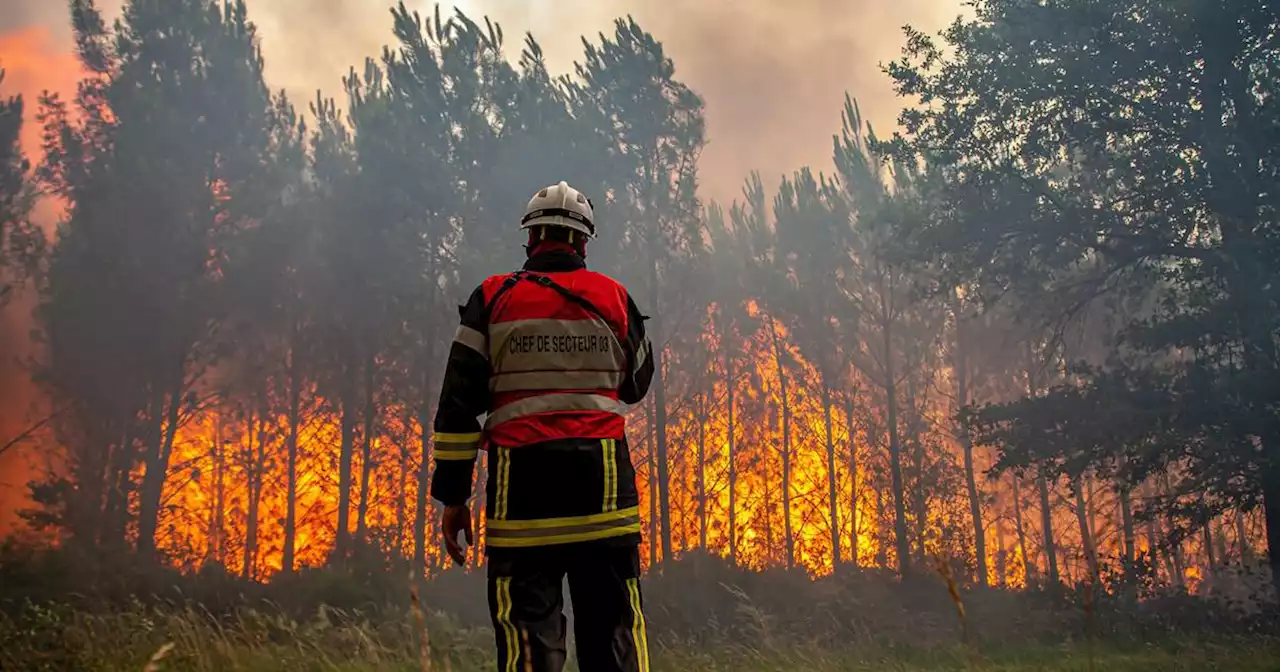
(526, 273, 618, 331)
(479, 271, 526, 325)
(484, 271, 620, 334)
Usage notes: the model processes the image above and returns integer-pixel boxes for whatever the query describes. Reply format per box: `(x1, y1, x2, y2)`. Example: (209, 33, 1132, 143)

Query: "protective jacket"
(429, 247, 654, 550)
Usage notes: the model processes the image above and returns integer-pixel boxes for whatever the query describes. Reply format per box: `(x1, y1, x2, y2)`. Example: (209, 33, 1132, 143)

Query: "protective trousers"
(487, 543, 650, 672)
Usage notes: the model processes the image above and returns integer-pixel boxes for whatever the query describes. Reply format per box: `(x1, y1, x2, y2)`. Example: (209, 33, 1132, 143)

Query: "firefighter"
(429, 181, 655, 672)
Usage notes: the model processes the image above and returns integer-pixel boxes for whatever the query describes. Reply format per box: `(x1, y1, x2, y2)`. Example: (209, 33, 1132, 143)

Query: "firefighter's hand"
(441, 504, 472, 566)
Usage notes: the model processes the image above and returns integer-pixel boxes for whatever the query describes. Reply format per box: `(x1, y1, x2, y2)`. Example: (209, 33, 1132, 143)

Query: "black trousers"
(487, 542, 650, 672)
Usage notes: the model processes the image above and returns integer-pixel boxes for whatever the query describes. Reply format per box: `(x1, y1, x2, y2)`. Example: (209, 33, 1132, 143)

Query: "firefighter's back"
(430, 181, 654, 672)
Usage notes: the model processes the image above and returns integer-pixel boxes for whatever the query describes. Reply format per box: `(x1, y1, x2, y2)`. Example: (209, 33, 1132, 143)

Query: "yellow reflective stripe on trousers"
(494, 577, 518, 672)
(602, 439, 618, 512)
(434, 448, 478, 461)
(493, 447, 511, 520)
(486, 506, 641, 548)
(433, 432, 480, 461)
(627, 577, 650, 672)
(435, 432, 481, 443)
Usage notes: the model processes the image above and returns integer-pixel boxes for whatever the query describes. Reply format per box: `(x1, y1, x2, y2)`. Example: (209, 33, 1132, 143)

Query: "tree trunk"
(336, 366, 357, 558)
(213, 416, 226, 565)
(954, 308, 987, 585)
(882, 292, 910, 576)
(1236, 509, 1252, 564)
(696, 384, 708, 551)
(1038, 473, 1059, 585)
(103, 423, 137, 546)
(1213, 516, 1229, 574)
(726, 341, 738, 565)
(356, 353, 378, 541)
(994, 515, 1007, 587)
(1118, 483, 1136, 573)
(1142, 483, 1166, 580)
(1074, 478, 1098, 582)
(397, 404, 413, 554)
(846, 394, 859, 568)
(906, 376, 928, 565)
(1012, 474, 1033, 580)
(137, 372, 185, 559)
(650, 270, 673, 565)
(1203, 519, 1217, 578)
(767, 317, 794, 569)
(413, 364, 433, 580)
(644, 398, 658, 567)
(282, 339, 302, 574)
(874, 479, 887, 568)
(243, 405, 264, 581)
(1170, 530, 1186, 590)
(822, 383, 840, 566)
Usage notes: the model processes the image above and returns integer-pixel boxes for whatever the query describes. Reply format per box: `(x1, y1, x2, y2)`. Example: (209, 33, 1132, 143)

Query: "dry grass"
(3, 546, 1278, 671)
(2, 600, 1277, 672)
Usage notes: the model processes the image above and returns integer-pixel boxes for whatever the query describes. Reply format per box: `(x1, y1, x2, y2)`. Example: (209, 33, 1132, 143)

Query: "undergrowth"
(2, 541, 1277, 671)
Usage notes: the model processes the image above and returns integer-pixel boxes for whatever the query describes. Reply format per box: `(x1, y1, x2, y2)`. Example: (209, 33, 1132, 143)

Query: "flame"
(134, 299, 1252, 587)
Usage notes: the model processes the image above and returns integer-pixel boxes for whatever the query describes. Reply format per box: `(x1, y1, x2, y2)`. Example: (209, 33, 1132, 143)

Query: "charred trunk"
(413, 376, 432, 578)
(282, 340, 302, 574)
(906, 376, 927, 565)
(994, 516, 1007, 586)
(882, 301, 910, 576)
(397, 405, 413, 553)
(1038, 472, 1059, 585)
(1012, 474, 1033, 579)
(1236, 509, 1252, 564)
(356, 353, 378, 541)
(696, 383, 708, 551)
(767, 317, 795, 569)
(644, 398, 658, 567)
(243, 405, 265, 581)
(137, 371, 185, 560)
(650, 275, 672, 566)
(335, 365, 357, 558)
(846, 394, 859, 568)
(726, 342, 738, 565)
(822, 383, 839, 565)
(1118, 483, 1136, 574)
(212, 417, 226, 564)
(1073, 477, 1098, 581)
(954, 311, 987, 585)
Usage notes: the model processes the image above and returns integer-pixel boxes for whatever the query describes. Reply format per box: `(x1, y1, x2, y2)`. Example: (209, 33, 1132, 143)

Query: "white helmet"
(521, 181, 596, 239)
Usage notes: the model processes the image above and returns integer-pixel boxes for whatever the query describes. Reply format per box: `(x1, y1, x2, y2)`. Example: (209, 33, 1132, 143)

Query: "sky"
(0, 0, 964, 529)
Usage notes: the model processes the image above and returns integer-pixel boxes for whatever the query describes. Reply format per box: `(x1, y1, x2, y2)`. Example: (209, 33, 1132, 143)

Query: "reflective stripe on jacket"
(428, 249, 654, 549)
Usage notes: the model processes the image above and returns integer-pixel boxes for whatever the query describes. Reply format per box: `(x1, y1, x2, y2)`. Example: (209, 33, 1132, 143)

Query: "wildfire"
(140, 300, 1255, 589)
(0, 27, 1254, 594)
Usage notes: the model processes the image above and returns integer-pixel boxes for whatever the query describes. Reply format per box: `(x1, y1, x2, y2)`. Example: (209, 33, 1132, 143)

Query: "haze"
(0, 0, 963, 529)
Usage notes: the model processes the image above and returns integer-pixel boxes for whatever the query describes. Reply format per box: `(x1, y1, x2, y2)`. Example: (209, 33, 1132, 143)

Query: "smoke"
(0, 26, 83, 533)
(461, 0, 965, 202)
(250, 0, 966, 202)
(0, 0, 963, 529)
(4, 0, 963, 202)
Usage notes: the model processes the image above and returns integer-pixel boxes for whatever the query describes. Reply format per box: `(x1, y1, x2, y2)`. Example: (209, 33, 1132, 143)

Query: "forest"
(1, 0, 1278, 670)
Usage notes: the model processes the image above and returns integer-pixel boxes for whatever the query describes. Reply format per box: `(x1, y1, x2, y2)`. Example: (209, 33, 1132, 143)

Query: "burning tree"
(5, 0, 1269, 599)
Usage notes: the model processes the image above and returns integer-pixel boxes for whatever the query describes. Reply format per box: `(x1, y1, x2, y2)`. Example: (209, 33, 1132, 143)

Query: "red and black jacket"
(429, 248, 654, 549)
